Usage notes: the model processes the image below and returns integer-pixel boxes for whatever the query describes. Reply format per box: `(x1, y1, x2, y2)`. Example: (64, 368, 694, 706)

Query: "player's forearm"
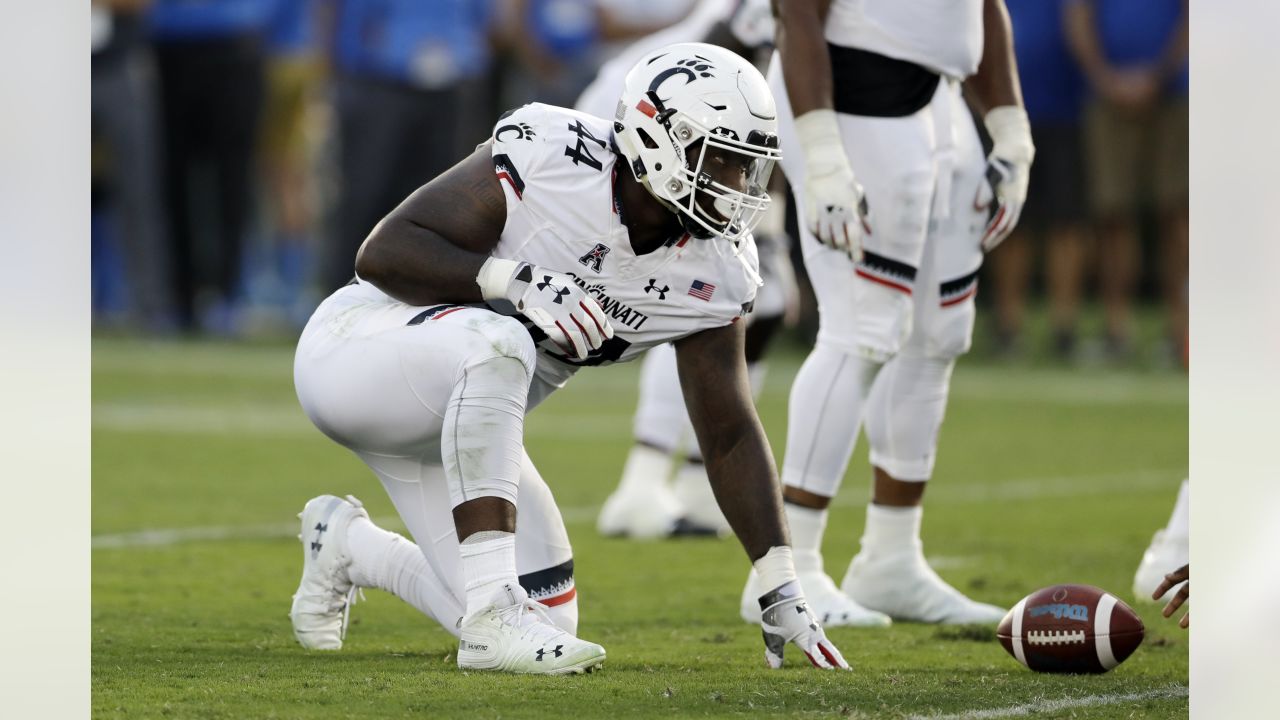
(774, 0, 835, 117)
(355, 218, 488, 307)
(702, 422, 790, 561)
(1158, 3, 1189, 83)
(967, 0, 1024, 115)
(1063, 0, 1113, 90)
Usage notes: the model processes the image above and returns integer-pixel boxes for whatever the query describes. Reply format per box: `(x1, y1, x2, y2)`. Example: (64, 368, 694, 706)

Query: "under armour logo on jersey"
(535, 645, 564, 661)
(537, 276, 571, 304)
(578, 243, 611, 273)
(644, 279, 669, 300)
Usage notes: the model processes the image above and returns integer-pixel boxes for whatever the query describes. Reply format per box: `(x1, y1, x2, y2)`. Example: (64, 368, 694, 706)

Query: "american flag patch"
(688, 279, 716, 301)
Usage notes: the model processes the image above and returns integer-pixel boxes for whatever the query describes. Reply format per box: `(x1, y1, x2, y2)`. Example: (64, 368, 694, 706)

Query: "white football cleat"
(1132, 529, 1188, 603)
(596, 483, 685, 539)
(457, 583, 606, 675)
(290, 494, 369, 650)
(597, 444, 684, 539)
(741, 568, 891, 627)
(671, 462, 731, 537)
(841, 551, 1006, 625)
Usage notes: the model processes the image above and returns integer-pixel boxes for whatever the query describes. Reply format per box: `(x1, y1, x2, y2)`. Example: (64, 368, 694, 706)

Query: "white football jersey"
(825, 0, 984, 79)
(488, 103, 759, 402)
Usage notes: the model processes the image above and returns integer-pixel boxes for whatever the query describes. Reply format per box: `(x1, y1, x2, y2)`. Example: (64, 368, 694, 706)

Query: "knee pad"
(815, 274, 915, 362)
(519, 559, 578, 634)
(864, 354, 955, 481)
(922, 276, 978, 360)
(442, 353, 531, 508)
(470, 313, 538, 378)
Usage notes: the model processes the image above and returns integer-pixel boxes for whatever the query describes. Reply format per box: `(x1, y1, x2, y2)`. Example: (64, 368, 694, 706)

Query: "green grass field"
(92, 336, 1188, 719)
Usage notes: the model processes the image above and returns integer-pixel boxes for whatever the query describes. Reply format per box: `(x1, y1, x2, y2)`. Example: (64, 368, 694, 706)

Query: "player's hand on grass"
(1154, 563, 1189, 629)
(978, 106, 1035, 252)
(794, 109, 870, 262)
(477, 257, 613, 361)
(759, 580, 850, 670)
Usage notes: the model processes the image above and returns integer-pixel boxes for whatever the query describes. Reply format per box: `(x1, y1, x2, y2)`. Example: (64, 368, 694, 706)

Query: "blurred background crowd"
(91, 0, 1187, 368)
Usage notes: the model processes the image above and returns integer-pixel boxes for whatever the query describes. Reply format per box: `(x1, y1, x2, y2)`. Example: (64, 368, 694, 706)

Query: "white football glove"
(759, 580, 850, 670)
(795, 109, 870, 261)
(977, 106, 1035, 252)
(477, 257, 613, 361)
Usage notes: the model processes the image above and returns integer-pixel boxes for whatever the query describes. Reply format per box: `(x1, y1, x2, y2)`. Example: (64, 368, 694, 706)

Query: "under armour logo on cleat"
(310, 541, 323, 552)
(535, 645, 564, 661)
(537, 277, 571, 304)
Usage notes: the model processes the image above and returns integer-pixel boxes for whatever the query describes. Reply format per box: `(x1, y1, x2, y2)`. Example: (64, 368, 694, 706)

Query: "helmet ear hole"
(636, 128, 660, 150)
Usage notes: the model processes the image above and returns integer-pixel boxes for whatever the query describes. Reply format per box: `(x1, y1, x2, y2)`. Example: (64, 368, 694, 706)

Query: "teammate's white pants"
(294, 282, 578, 633)
(768, 58, 985, 494)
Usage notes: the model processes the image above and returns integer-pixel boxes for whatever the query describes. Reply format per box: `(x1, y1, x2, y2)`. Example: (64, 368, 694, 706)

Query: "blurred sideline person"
(245, 0, 322, 327)
(1065, 0, 1188, 360)
(322, 0, 498, 294)
(91, 0, 174, 332)
(986, 0, 1089, 360)
(740, 0, 1034, 626)
(577, 0, 801, 540)
(290, 44, 850, 673)
(150, 0, 275, 334)
(1134, 478, 1189, 602)
(500, 0, 687, 109)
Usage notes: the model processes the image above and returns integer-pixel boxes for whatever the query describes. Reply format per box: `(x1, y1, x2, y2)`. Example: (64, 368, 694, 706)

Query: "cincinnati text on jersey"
(567, 273, 650, 330)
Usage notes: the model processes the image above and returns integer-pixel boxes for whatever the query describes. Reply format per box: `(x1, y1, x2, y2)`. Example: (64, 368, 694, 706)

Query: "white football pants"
(768, 56, 985, 494)
(294, 282, 578, 633)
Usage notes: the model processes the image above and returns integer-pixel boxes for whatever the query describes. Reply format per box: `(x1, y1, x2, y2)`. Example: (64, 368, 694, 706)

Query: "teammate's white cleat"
(596, 483, 685, 539)
(740, 568, 891, 627)
(457, 583, 606, 675)
(671, 463, 731, 537)
(841, 551, 1005, 625)
(290, 494, 369, 650)
(1132, 530, 1189, 603)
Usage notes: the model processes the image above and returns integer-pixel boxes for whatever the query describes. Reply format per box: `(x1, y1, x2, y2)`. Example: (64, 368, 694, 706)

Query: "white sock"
(784, 503, 828, 575)
(345, 517, 465, 630)
(753, 545, 798, 595)
(1165, 478, 1189, 539)
(860, 503, 924, 557)
(459, 531, 518, 617)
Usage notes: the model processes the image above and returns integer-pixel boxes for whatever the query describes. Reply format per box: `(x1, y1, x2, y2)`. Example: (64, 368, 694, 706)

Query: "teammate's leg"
(847, 86, 1003, 624)
(742, 60, 936, 627)
(597, 342, 692, 539)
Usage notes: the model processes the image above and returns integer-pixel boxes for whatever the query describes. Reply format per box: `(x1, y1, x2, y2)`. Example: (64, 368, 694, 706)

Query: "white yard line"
(93, 467, 1182, 550)
(907, 685, 1188, 720)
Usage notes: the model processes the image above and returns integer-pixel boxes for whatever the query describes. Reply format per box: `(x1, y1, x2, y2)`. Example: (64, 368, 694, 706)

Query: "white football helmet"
(614, 42, 781, 243)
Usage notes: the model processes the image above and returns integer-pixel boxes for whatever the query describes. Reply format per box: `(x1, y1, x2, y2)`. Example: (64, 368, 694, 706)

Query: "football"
(997, 584, 1144, 673)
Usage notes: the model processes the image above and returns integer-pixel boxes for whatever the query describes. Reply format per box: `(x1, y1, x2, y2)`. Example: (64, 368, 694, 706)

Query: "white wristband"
(753, 545, 799, 595)
(476, 256, 520, 301)
(793, 109, 850, 174)
(984, 106, 1034, 163)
